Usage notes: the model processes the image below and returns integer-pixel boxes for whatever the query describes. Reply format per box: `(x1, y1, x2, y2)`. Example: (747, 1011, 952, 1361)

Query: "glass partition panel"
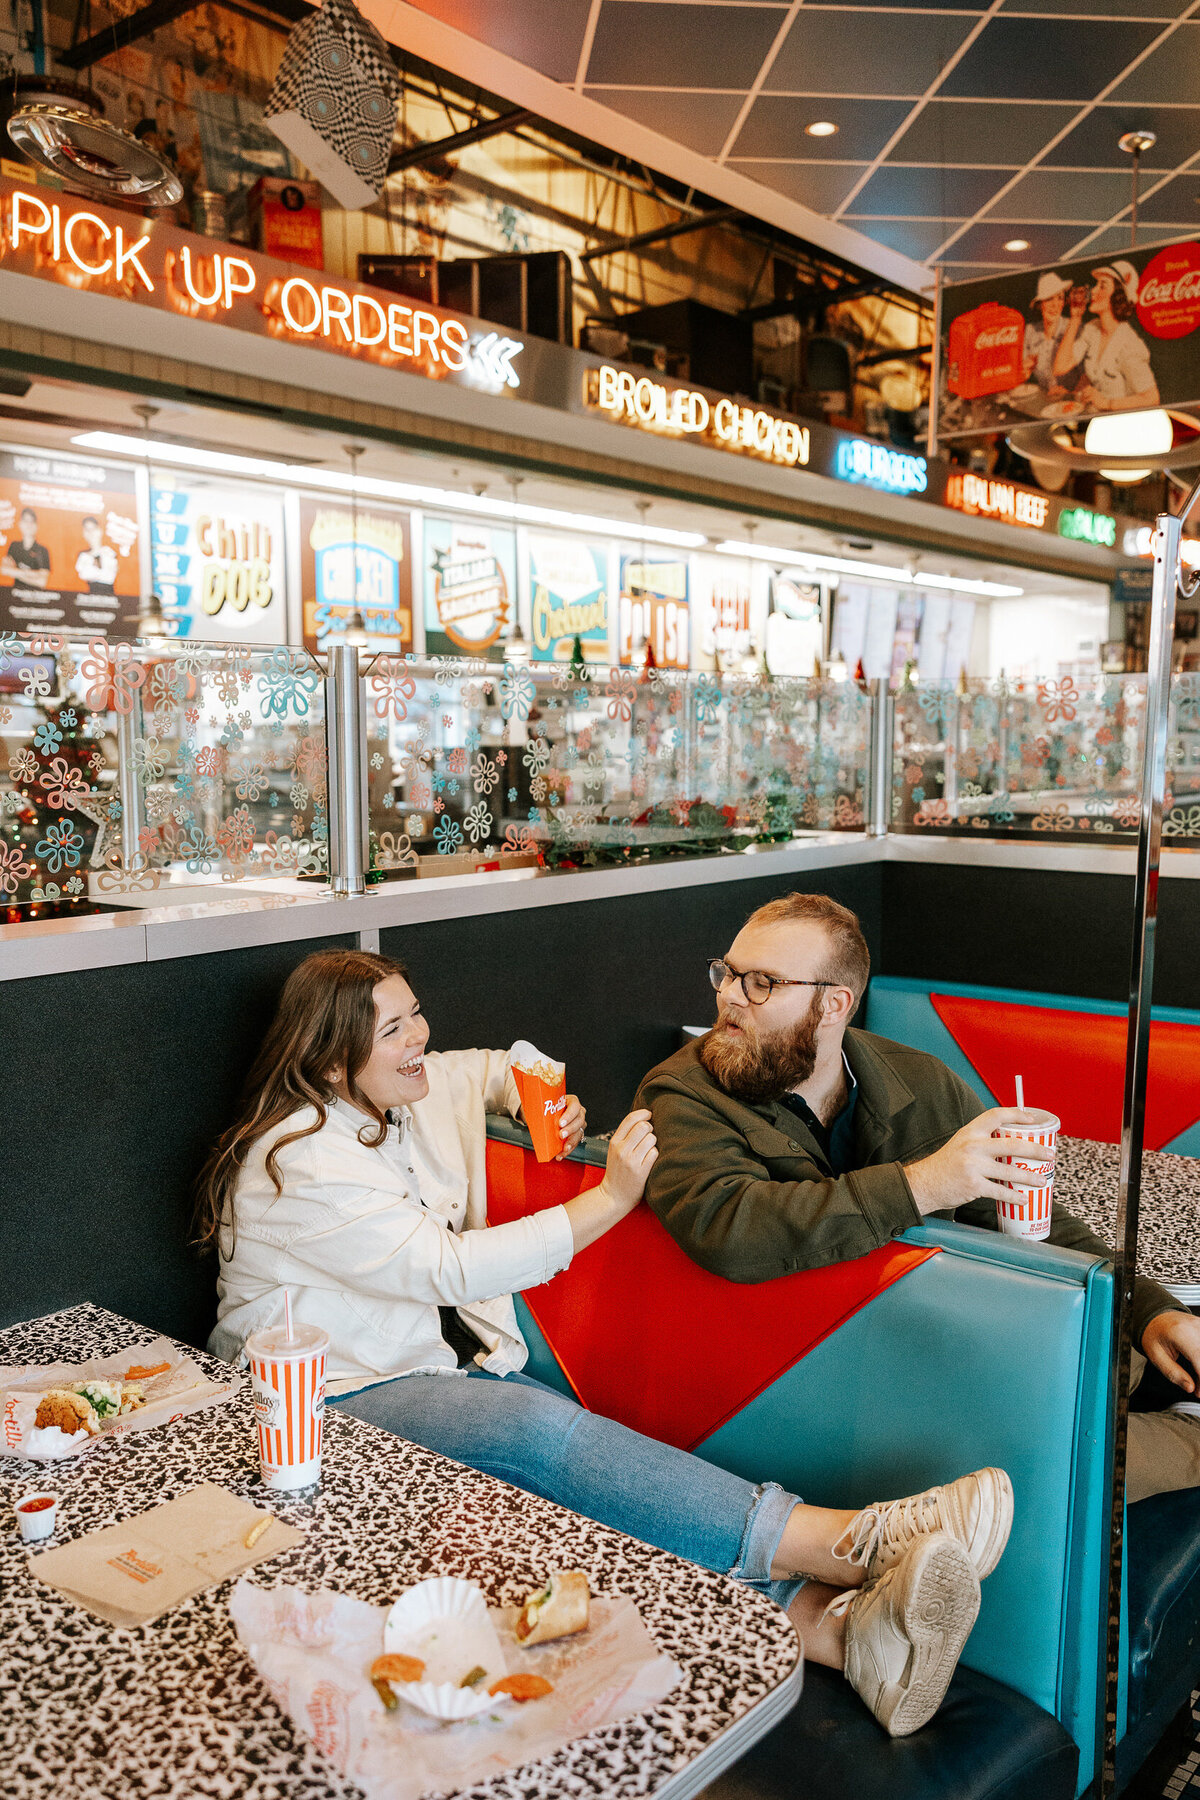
(365, 660, 872, 880)
(0, 631, 328, 905)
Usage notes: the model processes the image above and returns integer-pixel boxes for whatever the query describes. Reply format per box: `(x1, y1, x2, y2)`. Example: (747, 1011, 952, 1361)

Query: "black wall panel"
(880, 861, 1200, 1011)
(0, 934, 354, 1344)
(380, 863, 884, 1133)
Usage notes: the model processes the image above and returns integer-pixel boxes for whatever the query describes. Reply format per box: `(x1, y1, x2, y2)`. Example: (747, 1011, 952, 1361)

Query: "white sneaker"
(843, 1531, 980, 1738)
(835, 1467, 1013, 1584)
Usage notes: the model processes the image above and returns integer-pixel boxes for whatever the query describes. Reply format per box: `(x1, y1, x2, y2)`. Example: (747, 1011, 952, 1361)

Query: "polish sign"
(618, 552, 689, 669)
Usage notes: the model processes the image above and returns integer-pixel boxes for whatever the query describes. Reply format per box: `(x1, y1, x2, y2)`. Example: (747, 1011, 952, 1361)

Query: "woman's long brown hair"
(193, 948, 410, 1253)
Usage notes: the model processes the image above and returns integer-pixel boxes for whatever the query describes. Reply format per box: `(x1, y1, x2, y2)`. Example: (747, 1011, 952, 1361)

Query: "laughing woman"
(199, 948, 1012, 1738)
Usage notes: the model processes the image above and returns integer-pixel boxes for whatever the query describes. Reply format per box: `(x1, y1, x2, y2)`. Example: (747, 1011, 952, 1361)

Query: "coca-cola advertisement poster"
(936, 239, 1199, 441)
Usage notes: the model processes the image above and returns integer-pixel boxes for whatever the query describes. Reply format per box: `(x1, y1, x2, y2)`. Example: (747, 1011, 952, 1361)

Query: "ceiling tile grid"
(404, 0, 1200, 280)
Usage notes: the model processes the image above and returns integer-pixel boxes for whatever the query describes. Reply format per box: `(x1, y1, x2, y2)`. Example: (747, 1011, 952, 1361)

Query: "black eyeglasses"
(708, 957, 836, 1007)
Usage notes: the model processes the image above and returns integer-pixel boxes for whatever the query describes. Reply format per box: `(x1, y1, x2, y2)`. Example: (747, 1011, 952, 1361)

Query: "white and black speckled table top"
(1055, 1138, 1200, 1295)
(0, 1305, 800, 1800)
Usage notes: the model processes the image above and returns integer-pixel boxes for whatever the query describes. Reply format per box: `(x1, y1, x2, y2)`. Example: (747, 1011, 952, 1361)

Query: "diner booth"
(1, 164, 1198, 1800)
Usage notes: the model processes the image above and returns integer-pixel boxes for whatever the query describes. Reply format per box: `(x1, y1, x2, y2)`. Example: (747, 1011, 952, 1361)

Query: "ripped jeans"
(333, 1366, 803, 1609)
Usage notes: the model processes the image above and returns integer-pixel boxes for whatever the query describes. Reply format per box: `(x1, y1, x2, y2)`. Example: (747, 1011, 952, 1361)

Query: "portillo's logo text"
(585, 365, 811, 469)
(0, 183, 523, 393)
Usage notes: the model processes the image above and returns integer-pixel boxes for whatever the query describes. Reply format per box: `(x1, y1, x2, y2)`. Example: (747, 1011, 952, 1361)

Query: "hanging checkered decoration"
(264, 0, 400, 213)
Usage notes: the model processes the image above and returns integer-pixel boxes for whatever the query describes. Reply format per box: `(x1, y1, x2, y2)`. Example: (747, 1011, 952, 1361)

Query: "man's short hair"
(742, 891, 871, 1004)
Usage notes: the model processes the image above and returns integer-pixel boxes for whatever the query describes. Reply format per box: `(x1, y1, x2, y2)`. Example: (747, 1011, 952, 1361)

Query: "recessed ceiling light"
(805, 120, 838, 138)
(1004, 237, 1030, 252)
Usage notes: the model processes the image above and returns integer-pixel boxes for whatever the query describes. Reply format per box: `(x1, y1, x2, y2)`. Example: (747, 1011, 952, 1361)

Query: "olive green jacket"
(635, 1029, 1180, 1347)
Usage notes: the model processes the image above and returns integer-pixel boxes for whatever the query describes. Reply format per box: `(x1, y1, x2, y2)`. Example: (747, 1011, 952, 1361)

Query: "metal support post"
(1095, 503, 1188, 1797)
(867, 677, 894, 836)
(114, 693, 146, 869)
(325, 642, 368, 898)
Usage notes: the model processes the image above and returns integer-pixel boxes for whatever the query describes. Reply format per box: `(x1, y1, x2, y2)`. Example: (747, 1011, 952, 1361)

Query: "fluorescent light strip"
(713, 539, 1023, 599)
(70, 431, 707, 549)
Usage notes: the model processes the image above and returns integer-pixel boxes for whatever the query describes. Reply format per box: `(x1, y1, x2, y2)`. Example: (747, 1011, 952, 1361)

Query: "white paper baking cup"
(382, 1577, 509, 1719)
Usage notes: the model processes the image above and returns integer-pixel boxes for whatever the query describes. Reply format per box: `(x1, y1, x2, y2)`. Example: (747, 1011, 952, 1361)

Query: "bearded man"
(635, 890, 1200, 1504)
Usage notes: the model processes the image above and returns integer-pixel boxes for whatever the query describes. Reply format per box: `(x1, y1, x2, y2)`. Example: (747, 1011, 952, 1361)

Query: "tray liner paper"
(230, 1580, 682, 1800)
(27, 1484, 305, 1627)
(0, 1335, 240, 1462)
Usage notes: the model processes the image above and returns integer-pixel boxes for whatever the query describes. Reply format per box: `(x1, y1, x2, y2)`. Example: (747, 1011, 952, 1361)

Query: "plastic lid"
(245, 1323, 329, 1358)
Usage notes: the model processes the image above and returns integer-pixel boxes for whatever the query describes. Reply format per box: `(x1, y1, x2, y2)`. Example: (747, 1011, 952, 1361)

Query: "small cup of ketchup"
(15, 1492, 59, 1543)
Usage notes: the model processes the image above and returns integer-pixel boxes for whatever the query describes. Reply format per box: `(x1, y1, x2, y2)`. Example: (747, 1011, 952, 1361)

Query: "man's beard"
(698, 990, 823, 1104)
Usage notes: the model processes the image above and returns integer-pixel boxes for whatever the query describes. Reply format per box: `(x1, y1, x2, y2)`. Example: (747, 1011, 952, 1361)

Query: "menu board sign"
(151, 478, 286, 642)
(299, 497, 411, 653)
(528, 534, 608, 662)
(0, 450, 139, 637)
(423, 516, 515, 657)
(618, 552, 689, 669)
(691, 552, 753, 672)
(937, 241, 1198, 440)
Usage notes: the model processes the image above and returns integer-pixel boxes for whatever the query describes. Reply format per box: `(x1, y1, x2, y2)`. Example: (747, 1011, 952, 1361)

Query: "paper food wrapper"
(0, 1335, 239, 1463)
(28, 1483, 305, 1628)
(507, 1039, 567, 1164)
(231, 1581, 681, 1800)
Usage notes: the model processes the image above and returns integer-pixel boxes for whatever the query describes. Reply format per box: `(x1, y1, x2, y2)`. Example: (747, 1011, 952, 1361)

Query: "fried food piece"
(489, 1674, 554, 1702)
(515, 1570, 590, 1646)
(243, 1515, 273, 1549)
(34, 1390, 99, 1436)
(371, 1653, 426, 1685)
(124, 1363, 170, 1381)
(372, 1676, 398, 1712)
(460, 1665, 487, 1688)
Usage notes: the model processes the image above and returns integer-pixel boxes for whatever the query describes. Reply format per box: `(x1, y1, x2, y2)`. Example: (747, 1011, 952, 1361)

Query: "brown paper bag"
(28, 1483, 304, 1627)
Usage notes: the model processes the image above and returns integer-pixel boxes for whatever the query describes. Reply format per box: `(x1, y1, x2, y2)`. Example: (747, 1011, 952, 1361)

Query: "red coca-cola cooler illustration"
(947, 302, 1024, 399)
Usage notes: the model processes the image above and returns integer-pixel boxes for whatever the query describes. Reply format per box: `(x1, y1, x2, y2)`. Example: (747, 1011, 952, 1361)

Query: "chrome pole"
(325, 642, 368, 898)
(1095, 498, 1192, 1796)
(114, 691, 145, 869)
(867, 676, 894, 837)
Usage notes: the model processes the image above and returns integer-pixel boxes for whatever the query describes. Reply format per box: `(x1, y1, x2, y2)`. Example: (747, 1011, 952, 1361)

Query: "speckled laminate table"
(0, 1305, 801, 1800)
(1055, 1138, 1200, 1304)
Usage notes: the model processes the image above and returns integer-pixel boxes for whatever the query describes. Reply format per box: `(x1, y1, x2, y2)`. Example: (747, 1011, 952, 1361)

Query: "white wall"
(983, 593, 1110, 679)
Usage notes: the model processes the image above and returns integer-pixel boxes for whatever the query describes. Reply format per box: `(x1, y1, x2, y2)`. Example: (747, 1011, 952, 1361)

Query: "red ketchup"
(18, 1496, 55, 1513)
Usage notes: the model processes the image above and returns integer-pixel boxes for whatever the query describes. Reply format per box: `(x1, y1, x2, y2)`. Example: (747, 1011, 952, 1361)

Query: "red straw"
(284, 1289, 294, 1344)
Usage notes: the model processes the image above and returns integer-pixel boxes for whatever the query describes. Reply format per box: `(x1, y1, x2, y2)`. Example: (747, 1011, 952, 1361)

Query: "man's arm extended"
(640, 1081, 923, 1281)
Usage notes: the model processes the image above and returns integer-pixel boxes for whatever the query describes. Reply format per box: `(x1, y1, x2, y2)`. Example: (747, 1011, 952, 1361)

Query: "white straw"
(284, 1289, 294, 1343)
(1015, 1074, 1025, 1111)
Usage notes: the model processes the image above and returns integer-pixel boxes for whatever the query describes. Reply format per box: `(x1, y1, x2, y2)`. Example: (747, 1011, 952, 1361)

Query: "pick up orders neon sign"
(0, 184, 523, 391)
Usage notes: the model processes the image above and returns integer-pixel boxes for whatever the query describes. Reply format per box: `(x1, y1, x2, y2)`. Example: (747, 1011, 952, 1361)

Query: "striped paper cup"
(245, 1322, 329, 1492)
(993, 1108, 1060, 1242)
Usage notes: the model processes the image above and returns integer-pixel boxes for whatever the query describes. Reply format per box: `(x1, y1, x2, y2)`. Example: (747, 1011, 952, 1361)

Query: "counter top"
(0, 1303, 800, 1800)
(4, 831, 1198, 981)
(1056, 1138, 1200, 1301)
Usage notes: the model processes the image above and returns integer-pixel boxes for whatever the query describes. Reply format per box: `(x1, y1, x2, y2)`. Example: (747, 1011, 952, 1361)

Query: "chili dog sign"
(0, 180, 524, 394)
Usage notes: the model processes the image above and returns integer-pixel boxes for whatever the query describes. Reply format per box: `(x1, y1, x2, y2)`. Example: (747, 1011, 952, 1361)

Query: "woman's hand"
(555, 1094, 586, 1160)
(599, 1109, 658, 1213)
(562, 1109, 658, 1255)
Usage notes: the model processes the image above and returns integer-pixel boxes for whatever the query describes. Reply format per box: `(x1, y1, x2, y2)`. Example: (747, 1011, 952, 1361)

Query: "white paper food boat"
(382, 1577, 509, 1720)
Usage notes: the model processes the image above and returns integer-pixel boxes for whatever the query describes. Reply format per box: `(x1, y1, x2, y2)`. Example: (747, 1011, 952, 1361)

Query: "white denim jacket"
(208, 1047, 575, 1395)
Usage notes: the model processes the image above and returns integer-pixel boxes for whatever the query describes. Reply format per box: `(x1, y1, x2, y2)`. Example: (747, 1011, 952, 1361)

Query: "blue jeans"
(333, 1367, 803, 1609)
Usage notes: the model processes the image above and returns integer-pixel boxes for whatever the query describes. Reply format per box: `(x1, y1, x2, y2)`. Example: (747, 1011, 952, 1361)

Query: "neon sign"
(0, 182, 524, 394)
(945, 471, 1050, 529)
(1057, 506, 1116, 548)
(585, 365, 811, 469)
(834, 439, 928, 494)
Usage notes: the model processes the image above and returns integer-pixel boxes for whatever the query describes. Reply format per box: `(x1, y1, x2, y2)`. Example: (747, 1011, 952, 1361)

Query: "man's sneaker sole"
(878, 1535, 980, 1738)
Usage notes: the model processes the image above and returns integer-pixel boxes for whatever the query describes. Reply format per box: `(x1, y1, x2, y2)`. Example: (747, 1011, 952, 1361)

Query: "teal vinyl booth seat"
(488, 1121, 1175, 1796)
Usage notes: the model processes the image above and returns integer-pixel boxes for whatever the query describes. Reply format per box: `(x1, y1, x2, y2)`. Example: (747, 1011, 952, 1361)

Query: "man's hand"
(904, 1108, 1056, 1216)
(1142, 1311, 1200, 1395)
(554, 1094, 586, 1160)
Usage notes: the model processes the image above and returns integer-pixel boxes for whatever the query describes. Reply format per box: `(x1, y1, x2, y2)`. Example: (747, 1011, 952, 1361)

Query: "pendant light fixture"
(340, 444, 370, 649)
(1009, 127, 1192, 482)
(504, 473, 530, 663)
(7, 0, 183, 206)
